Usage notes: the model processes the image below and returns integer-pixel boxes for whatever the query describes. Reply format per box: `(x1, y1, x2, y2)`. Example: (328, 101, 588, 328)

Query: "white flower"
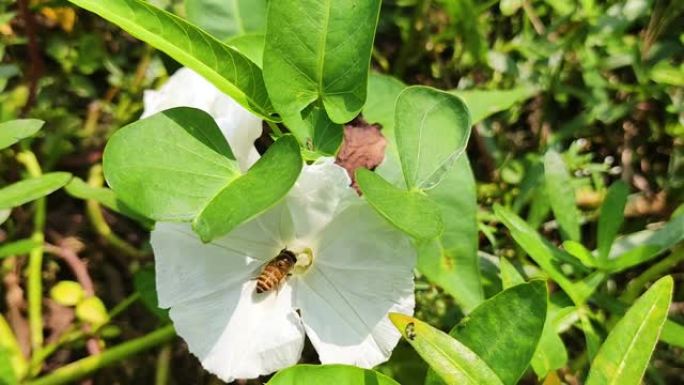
(142, 67, 262, 171)
(143, 67, 416, 382)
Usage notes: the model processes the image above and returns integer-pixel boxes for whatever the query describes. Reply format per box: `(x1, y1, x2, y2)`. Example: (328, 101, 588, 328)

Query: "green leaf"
(419, 156, 483, 312)
(64, 177, 153, 227)
(450, 87, 534, 124)
(226, 33, 265, 67)
(50, 281, 85, 306)
(0, 172, 72, 210)
(544, 150, 581, 242)
(193, 135, 302, 242)
(499, 258, 525, 288)
(364, 72, 407, 134)
(0, 119, 44, 149)
(426, 281, 547, 385)
(103, 107, 240, 221)
(494, 204, 577, 302)
(134, 267, 170, 322)
(263, 0, 381, 136)
(389, 313, 504, 385)
(395, 86, 471, 190)
(356, 168, 443, 240)
(0, 347, 16, 385)
(0, 239, 41, 259)
(308, 103, 343, 155)
(185, 0, 267, 40)
(267, 364, 401, 385)
(67, 0, 275, 119)
(586, 276, 673, 385)
(602, 215, 684, 272)
(0, 316, 26, 381)
(563, 240, 597, 268)
(597, 181, 629, 262)
(661, 320, 684, 348)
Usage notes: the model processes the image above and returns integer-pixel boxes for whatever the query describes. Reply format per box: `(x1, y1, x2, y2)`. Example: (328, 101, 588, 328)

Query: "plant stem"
(86, 165, 145, 259)
(620, 245, 684, 303)
(154, 343, 172, 385)
(266, 120, 283, 137)
(24, 326, 176, 385)
(17, 151, 46, 360)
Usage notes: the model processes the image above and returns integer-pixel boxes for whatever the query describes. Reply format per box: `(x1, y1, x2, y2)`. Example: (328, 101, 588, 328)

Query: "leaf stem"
(16, 151, 46, 362)
(85, 165, 145, 259)
(620, 245, 684, 303)
(154, 343, 172, 385)
(23, 325, 176, 385)
(266, 120, 284, 137)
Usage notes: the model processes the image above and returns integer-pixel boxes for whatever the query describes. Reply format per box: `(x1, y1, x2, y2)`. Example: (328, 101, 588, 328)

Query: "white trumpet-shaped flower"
(144, 68, 416, 382)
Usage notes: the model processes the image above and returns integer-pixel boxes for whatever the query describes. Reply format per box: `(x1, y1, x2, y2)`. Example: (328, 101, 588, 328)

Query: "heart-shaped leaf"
(0, 172, 72, 210)
(389, 313, 504, 385)
(103, 107, 240, 222)
(356, 168, 443, 240)
(267, 364, 400, 385)
(395, 86, 471, 189)
(0, 119, 44, 149)
(68, 0, 275, 119)
(193, 135, 302, 242)
(263, 0, 381, 140)
(586, 276, 673, 385)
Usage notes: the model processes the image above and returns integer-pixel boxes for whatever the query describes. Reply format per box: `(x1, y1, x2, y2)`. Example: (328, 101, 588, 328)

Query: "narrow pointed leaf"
(356, 168, 443, 240)
(0, 119, 44, 149)
(67, 0, 275, 119)
(544, 150, 581, 241)
(103, 107, 241, 221)
(395, 86, 471, 189)
(267, 364, 400, 385)
(425, 281, 547, 385)
(603, 214, 684, 272)
(389, 313, 504, 385)
(0, 173, 72, 210)
(185, 0, 267, 40)
(597, 181, 629, 262)
(586, 276, 673, 385)
(263, 0, 381, 135)
(0, 239, 41, 259)
(193, 135, 302, 242)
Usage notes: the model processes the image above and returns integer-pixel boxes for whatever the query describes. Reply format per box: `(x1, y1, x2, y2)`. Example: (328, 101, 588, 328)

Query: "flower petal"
(293, 203, 415, 368)
(151, 203, 293, 308)
(142, 67, 262, 171)
(286, 158, 356, 245)
(170, 281, 305, 383)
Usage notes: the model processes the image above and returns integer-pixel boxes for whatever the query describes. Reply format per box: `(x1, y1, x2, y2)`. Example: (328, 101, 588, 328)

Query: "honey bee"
(255, 249, 297, 294)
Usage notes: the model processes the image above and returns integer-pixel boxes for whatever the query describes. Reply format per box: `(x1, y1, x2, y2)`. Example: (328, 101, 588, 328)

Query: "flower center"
(291, 246, 314, 275)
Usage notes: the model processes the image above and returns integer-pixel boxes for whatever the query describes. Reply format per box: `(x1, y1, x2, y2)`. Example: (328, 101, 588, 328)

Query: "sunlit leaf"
(68, 0, 275, 119)
(450, 87, 534, 124)
(390, 313, 503, 385)
(356, 168, 443, 240)
(193, 135, 302, 242)
(263, 0, 381, 139)
(426, 281, 547, 385)
(586, 276, 673, 385)
(395, 86, 471, 189)
(267, 364, 400, 385)
(103, 107, 241, 222)
(0, 172, 72, 210)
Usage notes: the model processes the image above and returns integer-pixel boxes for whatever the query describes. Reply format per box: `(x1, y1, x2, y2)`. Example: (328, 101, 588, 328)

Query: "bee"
(255, 249, 297, 294)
